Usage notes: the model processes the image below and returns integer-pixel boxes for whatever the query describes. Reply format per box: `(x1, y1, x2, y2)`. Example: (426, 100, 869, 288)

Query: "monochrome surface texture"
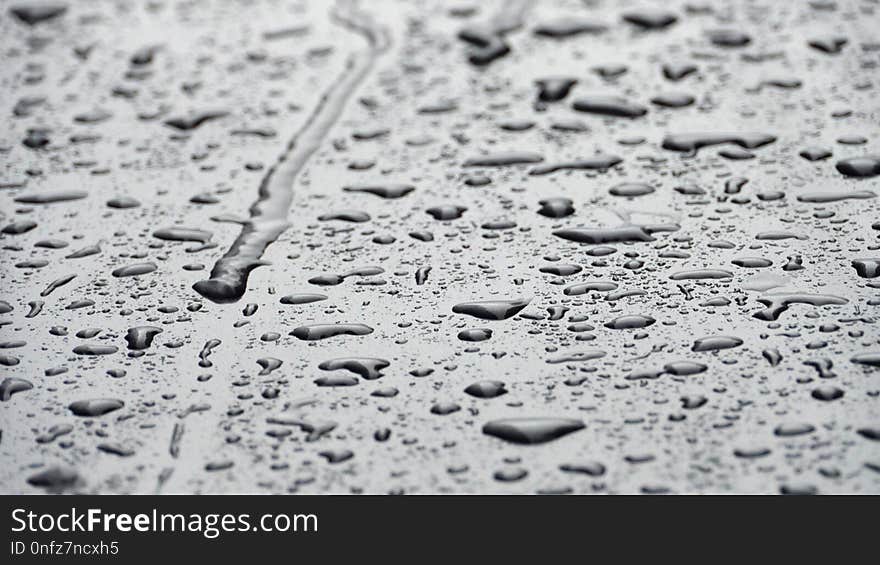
(1, 0, 879, 494)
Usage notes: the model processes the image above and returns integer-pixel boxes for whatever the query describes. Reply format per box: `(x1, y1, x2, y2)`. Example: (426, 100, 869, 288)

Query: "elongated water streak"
(193, 0, 390, 303)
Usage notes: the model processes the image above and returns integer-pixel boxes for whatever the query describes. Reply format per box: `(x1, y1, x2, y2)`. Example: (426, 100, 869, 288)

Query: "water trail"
(194, 0, 390, 303)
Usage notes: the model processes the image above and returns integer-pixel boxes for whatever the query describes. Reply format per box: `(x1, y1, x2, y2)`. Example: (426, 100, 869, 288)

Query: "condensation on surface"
(1, 0, 879, 494)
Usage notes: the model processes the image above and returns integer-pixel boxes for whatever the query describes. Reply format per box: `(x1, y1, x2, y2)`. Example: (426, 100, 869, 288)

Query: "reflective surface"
(1, 0, 879, 494)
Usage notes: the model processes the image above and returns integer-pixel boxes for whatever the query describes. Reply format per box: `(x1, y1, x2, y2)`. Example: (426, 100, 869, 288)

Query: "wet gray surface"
(1, 0, 879, 494)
